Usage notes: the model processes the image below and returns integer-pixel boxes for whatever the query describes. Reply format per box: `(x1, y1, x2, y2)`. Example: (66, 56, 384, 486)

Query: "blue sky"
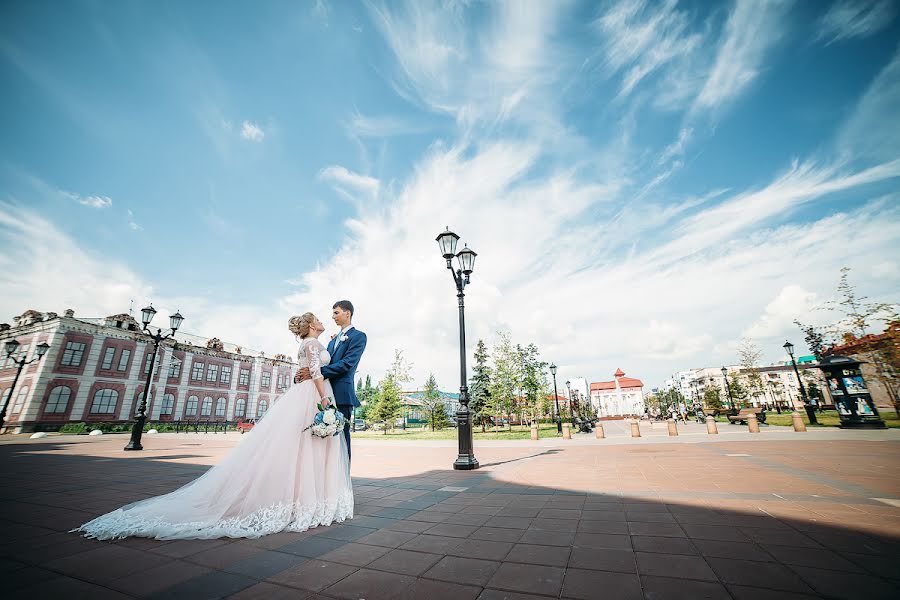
(1, 0, 899, 392)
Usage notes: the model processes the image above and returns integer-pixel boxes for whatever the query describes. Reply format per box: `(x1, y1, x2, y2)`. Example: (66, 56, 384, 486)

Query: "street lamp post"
(783, 341, 818, 425)
(566, 380, 576, 422)
(124, 306, 184, 451)
(721, 367, 737, 410)
(550, 363, 562, 434)
(0, 340, 50, 432)
(435, 227, 479, 470)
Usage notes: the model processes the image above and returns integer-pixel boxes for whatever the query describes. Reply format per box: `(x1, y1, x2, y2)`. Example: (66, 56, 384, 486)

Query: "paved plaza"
(1, 423, 899, 599)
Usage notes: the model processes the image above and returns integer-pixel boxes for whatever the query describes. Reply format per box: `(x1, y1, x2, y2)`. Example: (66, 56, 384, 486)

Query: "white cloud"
(318, 165, 380, 203)
(837, 45, 900, 163)
(743, 285, 822, 339)
(64, 191, 112, 208)
(127, 209, 142, 231)
(240, 120, 265, 141)
(816, 0, 897, 45)
(694, 0, 792, 113)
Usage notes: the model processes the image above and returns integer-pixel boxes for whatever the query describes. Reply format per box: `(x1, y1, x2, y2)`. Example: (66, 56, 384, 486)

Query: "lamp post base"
(804, 405, 818, 425)
(124, 416, 146, 451)
(453, 408, 479, 470)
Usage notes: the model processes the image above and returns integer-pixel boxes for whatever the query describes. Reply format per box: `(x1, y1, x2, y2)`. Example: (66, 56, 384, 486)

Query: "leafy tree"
(518, 343, 547, 425)
(430, 403, 450, 430)
(370, 374, 402, 435)
(737, 338, 764, 405)
(728, 378, 748, 407)
(489, 332, 518, 430)
(703, 386, 723, 410)
(469, 339, 493, 432)
(421, 373, 444, 432)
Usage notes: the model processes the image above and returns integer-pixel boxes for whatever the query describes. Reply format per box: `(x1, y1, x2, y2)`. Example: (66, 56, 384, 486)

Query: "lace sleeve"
(303, 339, 324, 381)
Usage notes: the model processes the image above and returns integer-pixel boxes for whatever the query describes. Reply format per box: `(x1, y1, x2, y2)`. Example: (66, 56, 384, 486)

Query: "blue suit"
(322, 326, 366, 457)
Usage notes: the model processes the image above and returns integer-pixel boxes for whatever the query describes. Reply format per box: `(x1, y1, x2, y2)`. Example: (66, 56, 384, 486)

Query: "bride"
(73, 312, 353, 540)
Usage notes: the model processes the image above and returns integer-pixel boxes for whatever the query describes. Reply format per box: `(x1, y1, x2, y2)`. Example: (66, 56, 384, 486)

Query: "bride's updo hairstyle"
(288, 312, 316, 338)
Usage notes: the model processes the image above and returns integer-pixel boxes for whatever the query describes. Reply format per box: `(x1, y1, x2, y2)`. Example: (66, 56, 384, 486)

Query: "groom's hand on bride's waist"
(294, 367, 311, 383)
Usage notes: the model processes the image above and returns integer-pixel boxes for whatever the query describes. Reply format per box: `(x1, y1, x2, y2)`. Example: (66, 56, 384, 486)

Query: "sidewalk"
(1, 431, 898, 599)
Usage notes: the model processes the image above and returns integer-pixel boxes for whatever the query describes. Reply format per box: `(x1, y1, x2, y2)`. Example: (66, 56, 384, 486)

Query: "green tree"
(737, 338, 764, 405)
(421, 372, 443, 432)
(430, 403, 450, 430)
(489, 332, 518, 430)
(703, 386, 723, 410)
(370, 374, 402, 435)
(469, 339, 493, 432)
(728, 378, 748, 407)
(519, 343, 547, 425)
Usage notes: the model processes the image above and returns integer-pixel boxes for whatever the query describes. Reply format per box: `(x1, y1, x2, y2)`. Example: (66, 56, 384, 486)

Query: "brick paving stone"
(581, 509, 628, 521)
(323, 567, 416, 600)
(312, 525, 377, 542)
(706, 557, 815, 593)
(631, 535, 698, 555)
(268, 559, 358, 592)
(681, 523, 752, 542)
(628, 521, 687, 538)
(789, 565, 900, 600)
(740, 527, 821, 548)
(450, 538, 514, 561)
(635, 551, 718, 582)
(424, 522, 480, 538)
(150, 570, 258, 600)
(18, 574, 133, 599)
(568, 547, 637, 573)
(518, 528, 574, 546)
(396, 577, 482, 600)
(7, 565, 61, 591)
(487, 562, 565, 597)
(640, 574, 732, 600)
(45, 544, 173, 584)
(410, 510, 452, 523)
(110, 560, 213, 597)
(423, 555, 501, 586)
(276, 536, 347, 558)
(505, 542, 570, 567)
(489, 516, 534, 529)
(367, 548, 443, 576)
(573, 532, 633, 550)
(226, 581, 311, 599)
(224, 549, 309, 579)
(348, 515, 399, 529)
(537, 508, 582, 520)
(626, 511, 677, 523)
(472, 526, 526, 543)
(185, 541, 265, 569)
(761, 544, 866, 572)
(317, 541, 391, 567)
(561, 567, 643, 600)
(726, 585, 823, 600)
(529, 517, 579, 532)
(150, 538, 232, 559)
(477, 590, 557, 600)
(355, 529, 418, 548)
(374, 507, 419, 519)
(386, 519, 435, 533)
(400, 533, 465, 554)
(692, 539, 773, 561)
(577, 519, 629, 534)
(442, 512, 494, 526)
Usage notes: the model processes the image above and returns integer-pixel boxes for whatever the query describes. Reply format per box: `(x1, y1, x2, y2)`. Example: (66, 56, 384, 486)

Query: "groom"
(296, 300, 366, 459)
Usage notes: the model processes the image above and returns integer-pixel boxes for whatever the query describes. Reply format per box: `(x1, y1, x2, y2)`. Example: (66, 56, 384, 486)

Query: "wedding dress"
(73, 338, 353, 540)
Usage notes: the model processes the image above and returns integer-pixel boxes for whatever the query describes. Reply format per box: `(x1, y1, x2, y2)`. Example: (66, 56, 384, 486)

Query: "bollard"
(747, 413, 760, 433)
(595, 422, 605, 439)
(531, 424, 539, 440)
(791, 411, 807, 432)
(630, 419, 641, 438)
(562, 422, 572, 439)
(667, 418, 678, 436)
(706, 415, 718, 435)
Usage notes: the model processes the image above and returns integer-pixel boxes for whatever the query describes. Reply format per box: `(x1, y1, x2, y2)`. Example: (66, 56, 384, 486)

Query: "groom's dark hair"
(333, 300, 354, 317)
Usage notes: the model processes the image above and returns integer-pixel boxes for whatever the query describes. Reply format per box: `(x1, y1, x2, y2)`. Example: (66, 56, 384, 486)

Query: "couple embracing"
(73, 300, 366, 541)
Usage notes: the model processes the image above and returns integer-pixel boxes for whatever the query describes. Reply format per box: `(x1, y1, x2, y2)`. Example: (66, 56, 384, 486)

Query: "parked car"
(372, 420, 386, 431)
(353, 419, 367, 431)
(236, 418, 256, 434)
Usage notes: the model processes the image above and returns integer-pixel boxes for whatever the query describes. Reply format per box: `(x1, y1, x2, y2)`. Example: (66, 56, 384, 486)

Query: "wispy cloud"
(816, 0, 897, 45)
(594, 0, 702, 100)
(240, 121, 265, 141)
(346, 109, 429, 138)
(63, 190, 112, 209)
(318, 165, 380, 208)
(127, 209, 142, 231)
(694, 0, 792, 113)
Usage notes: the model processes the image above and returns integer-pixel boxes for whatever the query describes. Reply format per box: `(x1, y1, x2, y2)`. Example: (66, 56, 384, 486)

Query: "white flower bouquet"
(303, 401, 348, 438)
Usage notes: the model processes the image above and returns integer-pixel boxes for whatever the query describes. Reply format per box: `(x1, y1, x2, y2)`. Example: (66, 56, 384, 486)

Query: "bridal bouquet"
(304, 402, 347, 438)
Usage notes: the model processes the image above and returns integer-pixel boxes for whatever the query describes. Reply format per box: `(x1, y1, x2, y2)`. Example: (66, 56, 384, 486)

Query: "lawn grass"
(353, 424, 564, 440)
(716, 409, 899, 428)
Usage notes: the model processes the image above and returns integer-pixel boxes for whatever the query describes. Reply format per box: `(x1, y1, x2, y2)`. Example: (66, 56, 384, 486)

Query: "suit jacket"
(321, 326, 367, 408)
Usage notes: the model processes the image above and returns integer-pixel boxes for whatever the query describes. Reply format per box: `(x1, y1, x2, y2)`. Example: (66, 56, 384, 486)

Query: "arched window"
(12, 386, 29, 413)
(257, 400, 268, 417)
(90, 389, 118, 414)
(201, 397, 212, 416)
(45, 386, 71, 413)
(235, 398, 246, 418)
(161, 394, 175, 415)
(185, 395, 199, 416)
(215, 397, 226, 417)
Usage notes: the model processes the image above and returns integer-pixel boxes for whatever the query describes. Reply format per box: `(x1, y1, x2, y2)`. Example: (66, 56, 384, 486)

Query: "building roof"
(591, 377, 644, 391)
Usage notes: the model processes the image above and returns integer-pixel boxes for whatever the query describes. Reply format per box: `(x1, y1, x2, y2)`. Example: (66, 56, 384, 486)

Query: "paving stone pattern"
(0, 432, 898, 599)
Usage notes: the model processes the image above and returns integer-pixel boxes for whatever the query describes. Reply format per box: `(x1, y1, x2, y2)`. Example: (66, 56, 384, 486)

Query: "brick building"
(0, 308, 295, 433)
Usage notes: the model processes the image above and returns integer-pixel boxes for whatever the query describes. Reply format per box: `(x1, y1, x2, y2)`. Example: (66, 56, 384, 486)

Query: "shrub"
(59, 422, 89, 434)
